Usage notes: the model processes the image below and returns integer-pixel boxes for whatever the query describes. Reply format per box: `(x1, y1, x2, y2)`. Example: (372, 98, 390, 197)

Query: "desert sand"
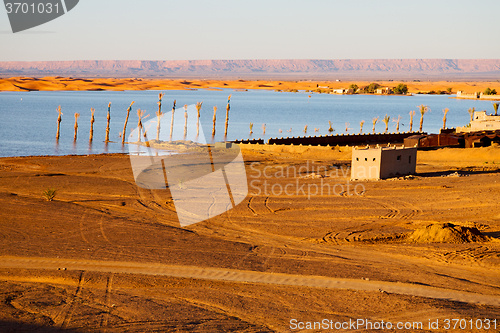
(1, 76, 499, 95)
(0, 145, 500, 332)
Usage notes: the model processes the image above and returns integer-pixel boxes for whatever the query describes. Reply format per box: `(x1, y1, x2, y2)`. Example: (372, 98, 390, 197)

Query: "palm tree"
(468, 107, 476, 123)
(212, 106, 217, 137)
(409, 110, 415, 132)
(418, 104, 429, 132)
(56, 106, 62, 140)
(224, 95, 231, 139)
(372, 117, 379, 134)
(345, 122, 351, 132)
(183, 105, 188, 139)
(359, 120, 365, 134)
(442, 108, 449, 130)
(328, 121, 334, 133)
(493, 102, 499, 116)
(73, 113, 80, 141)
(156, 93, 165, 141)
(196, 102, 203, 137)
(137, 109, 147, 142)
(89, 108, 95, 142)
(392, 115, 402, 133)
(382, 114, 390, 133)
(249, 122, 253, 135)
(122, 101, 135, 144)
(262, 123, 266, 135)
(304, 125, 308, 134)
(169, 100, 176, 141)
(105, 103, 111, 142)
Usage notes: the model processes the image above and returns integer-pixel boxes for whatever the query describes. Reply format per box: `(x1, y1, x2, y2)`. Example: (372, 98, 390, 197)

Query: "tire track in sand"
(1, 256, 500, 307)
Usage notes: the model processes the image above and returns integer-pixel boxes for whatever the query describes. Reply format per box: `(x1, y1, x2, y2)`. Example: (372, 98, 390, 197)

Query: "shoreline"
(1, 76, 499, 95)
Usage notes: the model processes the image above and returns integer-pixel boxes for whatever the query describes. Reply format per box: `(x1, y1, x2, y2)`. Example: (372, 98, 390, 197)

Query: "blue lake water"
(0, 89, 497, 157)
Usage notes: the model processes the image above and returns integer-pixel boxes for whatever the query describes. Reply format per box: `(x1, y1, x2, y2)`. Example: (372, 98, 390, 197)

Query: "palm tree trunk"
(169, 100, 176, 141)
(122, 101, 135, 144)
(105, 103, 111, 142)
(89, 108, 95, 142)
(56, 106, 62, 140)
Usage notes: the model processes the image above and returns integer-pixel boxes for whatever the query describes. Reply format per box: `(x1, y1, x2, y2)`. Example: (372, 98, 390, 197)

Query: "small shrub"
(484, 87, 497, 95)
(42, 188, 56, 201)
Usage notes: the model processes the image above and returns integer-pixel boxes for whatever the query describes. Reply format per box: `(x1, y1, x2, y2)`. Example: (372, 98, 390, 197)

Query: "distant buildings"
(375, 87, 393, 95)
(351, 146, 417, 180)
(456, 90, 500, 100)
(457, 110, 500, 133)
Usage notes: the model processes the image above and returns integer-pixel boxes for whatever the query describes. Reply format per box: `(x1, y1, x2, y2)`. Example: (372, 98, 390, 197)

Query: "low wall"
(267, 132, 422, 146)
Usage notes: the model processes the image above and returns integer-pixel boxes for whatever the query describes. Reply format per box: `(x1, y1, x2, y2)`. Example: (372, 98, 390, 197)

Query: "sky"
(1, 0, 499, 61)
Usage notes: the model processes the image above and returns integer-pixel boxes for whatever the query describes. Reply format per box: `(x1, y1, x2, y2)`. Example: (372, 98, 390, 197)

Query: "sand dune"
(1, 76, 499, 94)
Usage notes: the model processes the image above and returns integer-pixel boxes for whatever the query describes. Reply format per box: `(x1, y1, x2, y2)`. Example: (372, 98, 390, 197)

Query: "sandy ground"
(1, 146, 500, 332)
(1, 77, 499, 95)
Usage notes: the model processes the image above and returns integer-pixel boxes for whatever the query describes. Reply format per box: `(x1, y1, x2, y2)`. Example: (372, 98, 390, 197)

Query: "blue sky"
(1, 0, 499, 61)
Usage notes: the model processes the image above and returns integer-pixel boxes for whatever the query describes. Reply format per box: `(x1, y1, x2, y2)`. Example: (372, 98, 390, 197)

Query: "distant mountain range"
(1, 59, 499, 80)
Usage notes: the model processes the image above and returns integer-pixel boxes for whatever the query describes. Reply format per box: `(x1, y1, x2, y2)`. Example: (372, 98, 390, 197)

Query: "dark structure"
(404, 133, 463, 149)
(233, 138, 265, 144)
(266, 132, 421, 146)
(462, 131, 500, 148)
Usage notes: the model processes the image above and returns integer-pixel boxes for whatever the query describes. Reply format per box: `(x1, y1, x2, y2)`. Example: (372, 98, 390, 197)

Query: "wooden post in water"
(169, 100, 176, 141)
(89, 108, 95, 142)
(73, 113, 80, 141)
(224, 95, 231, 139)
(122, 101, 135, 144)
(56, 106, 62, 140)
(105, 103, 111, 142)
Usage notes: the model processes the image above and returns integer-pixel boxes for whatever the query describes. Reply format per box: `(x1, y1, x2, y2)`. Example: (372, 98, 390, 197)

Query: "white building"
(351, 146, 417, 180)
(456, 111, 500, 133)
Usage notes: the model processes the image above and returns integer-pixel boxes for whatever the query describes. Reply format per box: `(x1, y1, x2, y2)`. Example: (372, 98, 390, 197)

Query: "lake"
(0, 89, 496, 157)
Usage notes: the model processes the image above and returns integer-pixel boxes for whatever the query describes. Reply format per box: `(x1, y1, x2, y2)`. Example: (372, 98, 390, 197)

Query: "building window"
(373, 158, 376, 161)
(397, 155, 401, 161)
(365, 158, 368, 161)
(356, 157, 359, 161)
(409, 155, 412, 163)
